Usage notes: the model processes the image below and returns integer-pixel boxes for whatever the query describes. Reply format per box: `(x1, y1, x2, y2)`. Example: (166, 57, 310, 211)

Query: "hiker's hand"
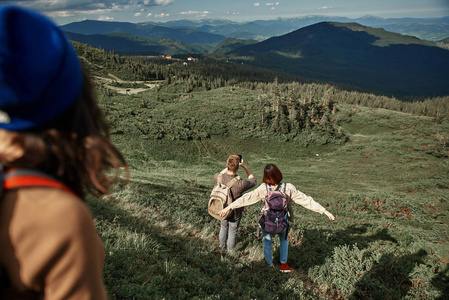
(324, 210, 335, 221)
(219, 206, 232, 217)
(240, 161, 254, 179)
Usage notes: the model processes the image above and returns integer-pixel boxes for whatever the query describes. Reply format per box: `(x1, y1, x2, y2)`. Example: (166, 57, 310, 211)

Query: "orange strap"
(3, 172, 76, 196)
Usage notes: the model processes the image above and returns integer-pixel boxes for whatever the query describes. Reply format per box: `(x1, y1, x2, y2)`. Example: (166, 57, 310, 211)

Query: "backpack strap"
(278, 182, 289, 240)
(216, 173, 240, 188)
(263, 183, 272, 210)
(265, 183, 285, 193)
(217, 173, 223, 185)
(266, 184, 271, 192)
(279, 182, 286, 193)
(225, 175, 240, 189)
(2, 168, 76, 196)
(257, 185, 270, 238)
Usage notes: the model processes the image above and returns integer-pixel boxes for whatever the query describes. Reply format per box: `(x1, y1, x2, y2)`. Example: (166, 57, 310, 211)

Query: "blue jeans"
(261, 227, 288, 266)
(219, 217, 241, 251)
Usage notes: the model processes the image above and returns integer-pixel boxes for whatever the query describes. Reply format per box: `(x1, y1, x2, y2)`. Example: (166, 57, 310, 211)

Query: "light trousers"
(219, 217, 241, 251)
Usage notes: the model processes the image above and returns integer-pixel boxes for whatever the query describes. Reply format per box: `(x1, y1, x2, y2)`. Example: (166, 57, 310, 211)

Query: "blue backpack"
(259, 183, 289, 236)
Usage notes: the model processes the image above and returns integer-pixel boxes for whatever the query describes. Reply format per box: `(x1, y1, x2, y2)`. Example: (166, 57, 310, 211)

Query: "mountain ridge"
(158, 15, 449, 41)
(66, 20, 449, 98)
(61, 15, 449, 42)
(230, 22, 449, 97)
(66, 31, 207, 55)
(61, 20, 226, 44)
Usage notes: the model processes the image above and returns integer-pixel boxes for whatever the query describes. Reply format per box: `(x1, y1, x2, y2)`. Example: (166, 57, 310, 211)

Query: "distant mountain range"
(63, 17, 449, 98)
(61, 20, 226, 44)
(159, 15, 449, 42)
(61, 15, 449, 44)
(62, 16, 449, 56)
(230, 22, 449, 97)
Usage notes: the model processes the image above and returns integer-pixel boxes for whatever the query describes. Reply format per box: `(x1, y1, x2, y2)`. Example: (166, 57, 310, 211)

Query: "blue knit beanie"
(0, 5, 82, 131)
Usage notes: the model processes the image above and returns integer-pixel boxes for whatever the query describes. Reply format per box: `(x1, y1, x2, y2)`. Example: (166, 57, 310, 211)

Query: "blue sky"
(2, 0, 449, 25)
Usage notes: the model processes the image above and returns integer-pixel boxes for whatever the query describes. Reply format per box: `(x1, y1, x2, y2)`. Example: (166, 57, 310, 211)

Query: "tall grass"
(89, 81, 449, 299)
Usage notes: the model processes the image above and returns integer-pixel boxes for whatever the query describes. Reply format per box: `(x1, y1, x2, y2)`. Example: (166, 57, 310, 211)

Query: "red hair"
(263, 164, 283, 186)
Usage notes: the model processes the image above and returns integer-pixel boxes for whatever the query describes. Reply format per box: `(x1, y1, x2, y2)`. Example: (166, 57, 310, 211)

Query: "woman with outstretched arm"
(219, 163, 335, 273)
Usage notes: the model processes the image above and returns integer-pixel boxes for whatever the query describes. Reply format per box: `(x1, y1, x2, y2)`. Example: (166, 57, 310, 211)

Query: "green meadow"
(87, 79, 449, 299)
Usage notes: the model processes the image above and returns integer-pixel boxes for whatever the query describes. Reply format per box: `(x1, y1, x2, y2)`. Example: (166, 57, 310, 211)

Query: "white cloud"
(254, 3, 260, 7)
(134, 12, 142, 17)
(154, 0, 173, 5)
(12, 1, 125, 12)
(266, 2, 279, 6)
(146, 12, 152, 17)
(154, 13, 170, 18)
(179, 10, 210, 16)
(98, 15, 114, 21)
(224, 11, 241, 15)
(10, 0, 173, 14)
(46, 10, 75, 17)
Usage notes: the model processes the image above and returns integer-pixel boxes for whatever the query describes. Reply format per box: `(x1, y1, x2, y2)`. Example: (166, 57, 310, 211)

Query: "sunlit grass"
(89, 85, 449, 299)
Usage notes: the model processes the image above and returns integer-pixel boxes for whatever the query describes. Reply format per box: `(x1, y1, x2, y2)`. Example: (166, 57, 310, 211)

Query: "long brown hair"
(9, 68, 128, 198)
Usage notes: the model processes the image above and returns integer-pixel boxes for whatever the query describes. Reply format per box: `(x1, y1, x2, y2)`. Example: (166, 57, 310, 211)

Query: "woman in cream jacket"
(219, 163, 335, 273)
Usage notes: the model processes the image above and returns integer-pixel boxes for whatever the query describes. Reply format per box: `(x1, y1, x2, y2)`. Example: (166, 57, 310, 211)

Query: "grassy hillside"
(87, 77, 449, 299)
(66, 32, 208, 55)
(209, 37, 259, 54)
(230, 22, 449, 98)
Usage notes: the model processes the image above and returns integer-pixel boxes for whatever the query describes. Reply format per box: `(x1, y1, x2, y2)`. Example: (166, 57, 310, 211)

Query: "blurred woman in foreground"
(0, 5, 127, 299)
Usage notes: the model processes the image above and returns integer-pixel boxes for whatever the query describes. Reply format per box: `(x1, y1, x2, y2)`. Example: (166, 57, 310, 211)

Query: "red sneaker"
(280, 263, 293, 273)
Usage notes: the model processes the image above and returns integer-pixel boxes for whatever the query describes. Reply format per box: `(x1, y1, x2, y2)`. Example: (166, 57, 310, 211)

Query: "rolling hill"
(208, 38, 259, 54)
(230, 22, 449, 98)
(66, 32, 207, 55)
(61, 20, 226, 44)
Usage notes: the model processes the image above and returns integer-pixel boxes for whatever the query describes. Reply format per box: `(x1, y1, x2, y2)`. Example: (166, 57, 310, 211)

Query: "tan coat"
(0, 187, 107, 300)
(227, 183, 327, 222)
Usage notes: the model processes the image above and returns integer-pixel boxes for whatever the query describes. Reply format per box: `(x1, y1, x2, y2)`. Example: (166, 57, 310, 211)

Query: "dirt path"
(95, 74, 163, 95)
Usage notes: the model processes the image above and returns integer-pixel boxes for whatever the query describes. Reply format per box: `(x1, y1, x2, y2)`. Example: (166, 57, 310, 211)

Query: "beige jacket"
(227, 183, 327, 222)
(0, 187, 107, 300)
